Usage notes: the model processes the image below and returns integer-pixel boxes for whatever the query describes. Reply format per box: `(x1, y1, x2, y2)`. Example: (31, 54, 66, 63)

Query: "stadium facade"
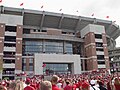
(0, 6, 120, 79)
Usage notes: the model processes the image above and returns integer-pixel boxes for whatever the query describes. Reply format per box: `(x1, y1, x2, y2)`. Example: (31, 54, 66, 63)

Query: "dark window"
(96, 42, 103, 47)
(5, 26, 16, 32)
(95, 34, 102, 39)
(96, 48, 104, 51)
(97, 55, 104, 60)
(33, 29, 36, 32)
(62, 31, 67, 34)
(42, 30, 47, 32)
(98, 61, 105, 64)
(23, 28, 30, 34)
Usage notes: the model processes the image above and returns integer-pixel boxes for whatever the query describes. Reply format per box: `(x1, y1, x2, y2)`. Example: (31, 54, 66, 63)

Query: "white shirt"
(90, 86, 100, 90)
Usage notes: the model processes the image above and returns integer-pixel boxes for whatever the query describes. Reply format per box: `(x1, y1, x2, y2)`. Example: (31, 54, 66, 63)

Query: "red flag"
(59, 9, 62, 11)
(106, 16, 109, 18)
(41, 5, 43, 8)
(0, 0, 2, 3)
(42, 64, 46, 67)
(91, 13, 94, 16)
(20, 3, 24, 6)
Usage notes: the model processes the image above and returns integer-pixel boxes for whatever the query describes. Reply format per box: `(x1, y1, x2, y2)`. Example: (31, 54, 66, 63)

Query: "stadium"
(0, 6, 120, 79)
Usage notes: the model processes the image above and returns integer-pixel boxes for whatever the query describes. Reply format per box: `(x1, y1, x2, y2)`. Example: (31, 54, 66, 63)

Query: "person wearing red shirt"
(114, 77, 120, 90)
(24, 78, 35, 90)
(64, 80, 72, 90)
(51, 75, 60, 90)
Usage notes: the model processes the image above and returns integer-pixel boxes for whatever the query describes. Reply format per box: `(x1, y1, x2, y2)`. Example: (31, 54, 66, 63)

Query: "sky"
(0, 0, 120, 47)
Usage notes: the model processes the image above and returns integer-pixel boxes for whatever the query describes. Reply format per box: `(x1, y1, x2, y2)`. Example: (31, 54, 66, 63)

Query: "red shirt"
(24, 86, 35, 90)
(72, 84, 77, 90)
(64, 85, 72, 90)
(52, 85, 60, 90)
(114, 84, 120, 90)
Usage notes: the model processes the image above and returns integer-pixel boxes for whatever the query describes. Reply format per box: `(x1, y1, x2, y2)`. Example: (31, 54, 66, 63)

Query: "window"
(42, 30, 47, 32)
(29, 58, 33, 63)
(65, 42, 73, 54)
(98, 61, 105, 64)
(96, 42, 103, 47)
(29, 66, 33, 71)
(23, 41, 43, 54)
(23, 66, 26, 71)
(97, 55, 104, 60)
(95, 34, 102, 39)
(44, 41, 63, 53)
(96, 48, 104, 51)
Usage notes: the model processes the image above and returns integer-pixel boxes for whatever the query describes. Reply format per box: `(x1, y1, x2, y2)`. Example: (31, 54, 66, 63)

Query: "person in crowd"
(24, 78, 35, 90)
(40, 80, 52, 90)
(97, 80, 107, 90)
(0, 85, 6, 90)
(15, 80, 24, 90)
(8, 81, 17, 90)
(51, 75, 60, 90)
(114, 77, 120, 90)
(64, 79, 72, 90)
(89, 80, 100, 90)
(82, 81, 90, 90)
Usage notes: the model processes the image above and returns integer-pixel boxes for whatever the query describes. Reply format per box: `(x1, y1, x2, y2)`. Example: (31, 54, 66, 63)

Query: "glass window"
(29, 66, 33, 71)
(43, 63, 71, 74)
(22, 58, 26, 63)
(23, 66, 26, 71)
(65, 42, 73, 54)
(23, 41, 43, 54)
(29, 58, 33, 63)
(44, 41, 63, 53)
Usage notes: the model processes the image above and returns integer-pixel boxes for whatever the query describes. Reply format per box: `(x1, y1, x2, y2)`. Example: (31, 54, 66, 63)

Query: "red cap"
(82, 82, 89, 89)
(25, 78, 31, 84)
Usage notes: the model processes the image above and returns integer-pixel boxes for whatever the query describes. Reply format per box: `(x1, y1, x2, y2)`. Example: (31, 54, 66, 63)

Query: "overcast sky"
(0, 0, 120, 47)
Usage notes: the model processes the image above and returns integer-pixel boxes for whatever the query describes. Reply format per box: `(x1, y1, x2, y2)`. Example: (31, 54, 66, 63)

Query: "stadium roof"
(0, 6, 120, 40)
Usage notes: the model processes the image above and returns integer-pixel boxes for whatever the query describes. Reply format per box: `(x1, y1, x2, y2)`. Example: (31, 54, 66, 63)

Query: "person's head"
(90, 80, 96, 86)
(82, 82, 90, 90)
(15, 81, 24, 90)
(114, 77, 120, 85)
(51, 75, 59, 85)
(25, 78, 31, 85)
(8, 81, 17, 90)
(0, 85, 5, 90)
(40, 81, 52, 90)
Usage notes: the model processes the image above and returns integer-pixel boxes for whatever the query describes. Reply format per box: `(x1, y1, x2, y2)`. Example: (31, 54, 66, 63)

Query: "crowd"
(0, 69, 120, 90)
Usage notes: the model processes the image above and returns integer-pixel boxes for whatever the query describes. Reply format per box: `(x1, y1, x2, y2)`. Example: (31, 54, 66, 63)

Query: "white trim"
(103, 44, 107, 46)
(87, 56, 97, 59)
(16, 38, 22, 40)
(85, 43, 95, 48)
(105, 56, 109, 59)
(16, 54, 22, 56)
(0, 53, 3, 55)
(0, 37, 4, 39)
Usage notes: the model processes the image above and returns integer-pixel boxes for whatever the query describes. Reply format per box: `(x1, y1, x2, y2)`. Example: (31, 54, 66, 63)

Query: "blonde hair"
(40, 81, 52, 90)
(114, 77, 120, 85)
(15, 81, 24, 90)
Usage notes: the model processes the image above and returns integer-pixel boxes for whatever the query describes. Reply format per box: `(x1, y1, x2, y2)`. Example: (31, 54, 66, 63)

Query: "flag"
(59, 9, 62, 11)
(91, 13, 94, 16)
(106, 16, 109, 18)
(42, 64, 46, 67)
(0, 0, 2, 3)
(41, 5, 43, 8)
(20, 3, 24, 6)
